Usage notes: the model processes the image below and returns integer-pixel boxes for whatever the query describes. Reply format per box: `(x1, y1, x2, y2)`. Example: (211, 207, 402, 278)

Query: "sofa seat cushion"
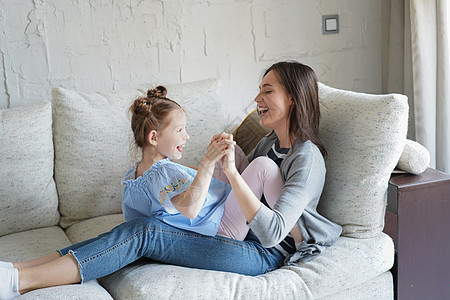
(97, 233, 393, 299)
(99, 262, 312, 299)
(285, 233, 394, 299)
(319, 272, 393, 300)
(0, 226, 112, 299)
(0, 101, 59, 237)
(17, 280, 113, 300)
(0, 226, 71, 261)
(65, 214, 125, 244)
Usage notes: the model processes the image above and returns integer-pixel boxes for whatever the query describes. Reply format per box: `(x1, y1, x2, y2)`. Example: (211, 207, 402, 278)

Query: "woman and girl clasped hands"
(0, 61, 342, 299)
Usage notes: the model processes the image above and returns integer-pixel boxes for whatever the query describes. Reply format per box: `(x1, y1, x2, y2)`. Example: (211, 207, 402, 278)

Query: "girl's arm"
(171, 138, 234, 219)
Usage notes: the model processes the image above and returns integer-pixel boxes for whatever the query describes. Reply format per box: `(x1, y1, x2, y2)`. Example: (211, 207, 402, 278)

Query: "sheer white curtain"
(383, 0, 450, 173)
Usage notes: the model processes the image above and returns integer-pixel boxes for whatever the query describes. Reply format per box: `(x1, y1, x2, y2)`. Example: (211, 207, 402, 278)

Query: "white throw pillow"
(0, 101, 59, 237)
(52, 79, 224, 227)
(317, 83, 408, 238)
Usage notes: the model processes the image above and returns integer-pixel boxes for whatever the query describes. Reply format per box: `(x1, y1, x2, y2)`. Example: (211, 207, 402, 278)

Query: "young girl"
(120, 86, 283, 241)
(0, 61, 341, 299)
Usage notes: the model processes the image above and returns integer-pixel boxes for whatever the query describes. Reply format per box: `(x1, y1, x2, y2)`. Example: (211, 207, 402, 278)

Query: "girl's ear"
(147, 130, 158, 146)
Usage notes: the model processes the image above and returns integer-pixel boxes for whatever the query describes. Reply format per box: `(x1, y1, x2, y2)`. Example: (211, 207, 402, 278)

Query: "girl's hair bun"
(147, 86, 167, 98)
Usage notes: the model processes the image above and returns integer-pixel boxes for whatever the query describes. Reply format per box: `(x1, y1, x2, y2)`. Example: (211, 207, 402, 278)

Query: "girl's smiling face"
(254, 70, 292, 134)
(154, 108, 190, 160)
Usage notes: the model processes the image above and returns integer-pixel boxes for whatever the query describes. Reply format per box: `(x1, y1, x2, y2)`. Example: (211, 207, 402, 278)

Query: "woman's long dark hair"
(264, 61, 327, 158)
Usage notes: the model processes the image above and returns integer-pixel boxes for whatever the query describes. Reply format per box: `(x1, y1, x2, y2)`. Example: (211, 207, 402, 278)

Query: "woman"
(0, 61, 341, 299)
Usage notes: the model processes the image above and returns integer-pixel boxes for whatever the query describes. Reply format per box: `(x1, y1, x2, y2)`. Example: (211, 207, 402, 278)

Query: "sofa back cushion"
(317, 83, 408, 238)
(0, 101, 60, 237)
(52, 79, 224, 228)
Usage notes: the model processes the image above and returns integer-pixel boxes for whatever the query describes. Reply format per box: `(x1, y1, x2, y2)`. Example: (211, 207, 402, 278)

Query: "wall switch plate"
(322, 14, 339, 34)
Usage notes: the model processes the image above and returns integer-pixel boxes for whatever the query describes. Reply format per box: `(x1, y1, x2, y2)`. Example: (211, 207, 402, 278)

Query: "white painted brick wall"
(0, 0, 382, 128)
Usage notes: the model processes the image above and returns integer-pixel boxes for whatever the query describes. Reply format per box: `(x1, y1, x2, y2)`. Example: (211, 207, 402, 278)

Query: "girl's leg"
(13, 252, 62, 269)
(18, 254, 81, 294)
(217, 156, 283, 240)
(6, 232, 108, 270)
(10, 216, 284, 295)
(0, 253, 80, 298)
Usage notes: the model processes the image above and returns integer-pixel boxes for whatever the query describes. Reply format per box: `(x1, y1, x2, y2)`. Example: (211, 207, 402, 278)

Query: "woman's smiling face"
(254, 70, 292, 133)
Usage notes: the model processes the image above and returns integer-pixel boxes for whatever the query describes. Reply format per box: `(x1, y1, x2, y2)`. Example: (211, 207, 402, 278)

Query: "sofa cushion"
(99, 262, 312, 299)
(52, 79, 224, 228)
(0, 101, 59, 237)
(0, 226, 71, 261)
(97, 233, 393, 299)
(284, 233, 394, 298)
(0, 227, 114, 299)
(317, 83, 408, 238)
(319, 272, 393, 300)
(18, 281, 113, 300)
(65, 214, 125, 244)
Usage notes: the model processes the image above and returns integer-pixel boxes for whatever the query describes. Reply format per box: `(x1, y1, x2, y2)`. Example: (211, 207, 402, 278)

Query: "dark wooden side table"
(383, 168, 450, 300)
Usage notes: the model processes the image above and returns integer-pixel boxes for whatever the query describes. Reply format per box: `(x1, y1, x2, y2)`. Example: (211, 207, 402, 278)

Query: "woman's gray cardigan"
(247, 132, 342, 264)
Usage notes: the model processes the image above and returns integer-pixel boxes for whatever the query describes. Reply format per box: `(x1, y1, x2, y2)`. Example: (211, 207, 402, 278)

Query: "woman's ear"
(147, 130, 158, 147)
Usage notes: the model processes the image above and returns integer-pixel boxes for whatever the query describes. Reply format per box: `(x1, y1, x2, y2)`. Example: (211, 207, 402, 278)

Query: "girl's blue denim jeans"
(59, 217, 285, 282)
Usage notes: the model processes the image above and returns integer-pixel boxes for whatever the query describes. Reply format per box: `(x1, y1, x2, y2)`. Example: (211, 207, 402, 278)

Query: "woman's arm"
(216, 134, 263, 222)
(223, 164, 262, 222)
(171, 138, 234, 219)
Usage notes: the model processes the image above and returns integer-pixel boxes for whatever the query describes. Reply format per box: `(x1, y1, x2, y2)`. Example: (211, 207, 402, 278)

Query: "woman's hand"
(221, 140, 237, 177)
(210, 133, 237, 175)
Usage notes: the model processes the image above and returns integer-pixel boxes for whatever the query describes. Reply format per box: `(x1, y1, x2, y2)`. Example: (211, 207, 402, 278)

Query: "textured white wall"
(0, 0, 382, 127)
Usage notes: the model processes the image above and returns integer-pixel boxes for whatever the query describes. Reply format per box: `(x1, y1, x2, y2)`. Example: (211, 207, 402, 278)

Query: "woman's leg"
(217, 156, 283, 240)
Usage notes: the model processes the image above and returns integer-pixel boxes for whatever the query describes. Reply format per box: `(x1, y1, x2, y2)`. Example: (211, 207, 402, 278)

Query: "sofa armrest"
(384, 168, 450, 300)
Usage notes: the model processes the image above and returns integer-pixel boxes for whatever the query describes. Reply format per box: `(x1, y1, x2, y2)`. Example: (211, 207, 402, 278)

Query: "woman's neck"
(274, 127, 292, 148)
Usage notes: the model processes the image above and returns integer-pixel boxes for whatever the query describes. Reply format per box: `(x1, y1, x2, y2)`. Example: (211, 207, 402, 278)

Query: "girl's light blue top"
(121, 158, 231, 236)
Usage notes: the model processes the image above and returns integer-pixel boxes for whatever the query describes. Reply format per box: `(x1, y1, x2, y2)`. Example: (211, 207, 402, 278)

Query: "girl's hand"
(203, 138, 234, 167)
(210, 132, 237, 175)
(211, 132, 233, 144)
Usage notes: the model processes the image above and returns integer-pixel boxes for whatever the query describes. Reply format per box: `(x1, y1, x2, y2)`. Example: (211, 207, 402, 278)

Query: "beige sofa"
(0, 79, 429, 299)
